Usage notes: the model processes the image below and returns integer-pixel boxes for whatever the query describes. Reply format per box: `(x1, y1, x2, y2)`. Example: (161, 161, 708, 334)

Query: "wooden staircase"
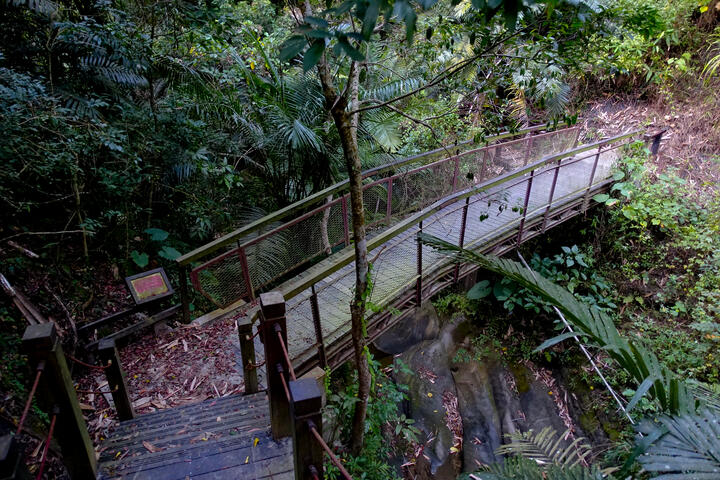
(97, 392, 293, 479)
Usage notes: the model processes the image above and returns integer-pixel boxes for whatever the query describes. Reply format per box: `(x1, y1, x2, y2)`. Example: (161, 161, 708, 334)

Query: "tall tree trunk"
(317, 58, 371, 454)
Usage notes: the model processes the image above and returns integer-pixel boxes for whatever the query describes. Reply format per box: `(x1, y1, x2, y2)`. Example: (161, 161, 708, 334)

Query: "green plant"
(324, 356, 417, 480)
(468, 245, 616, 315)
(419, 232, 700, 415)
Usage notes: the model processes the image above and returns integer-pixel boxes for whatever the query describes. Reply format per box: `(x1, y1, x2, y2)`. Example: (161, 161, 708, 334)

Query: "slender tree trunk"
(316, 57, 370, 454)
(320, 194, 333, 254)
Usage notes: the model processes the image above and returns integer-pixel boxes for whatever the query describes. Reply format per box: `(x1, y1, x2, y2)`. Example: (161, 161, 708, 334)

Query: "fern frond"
(496, 427, 592, 468)
(360, 77, 423, 102)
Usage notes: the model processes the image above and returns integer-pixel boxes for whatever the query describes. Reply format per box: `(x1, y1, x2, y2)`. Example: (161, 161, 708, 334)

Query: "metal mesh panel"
(190, 247, 249, 308)
(191, 127, 582, 309)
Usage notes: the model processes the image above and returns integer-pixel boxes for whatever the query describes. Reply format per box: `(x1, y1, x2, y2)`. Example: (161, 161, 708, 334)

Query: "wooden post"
(259, 292, 292, 439)
(454, 197, 470, 283)
(237, 316, 259, 394)
(21, 323, 97, 479)
(289, 378, 324, 480)
(0, 435, 31, 480)
(178, 264, 191, 324)
(97, 338, 134, 421)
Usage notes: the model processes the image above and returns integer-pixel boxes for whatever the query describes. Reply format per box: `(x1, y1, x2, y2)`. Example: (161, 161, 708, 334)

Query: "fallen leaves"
(142, 441, 163, 453)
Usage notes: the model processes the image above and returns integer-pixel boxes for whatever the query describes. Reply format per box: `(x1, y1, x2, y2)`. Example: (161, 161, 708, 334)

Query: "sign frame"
(125, 268, 174, 305)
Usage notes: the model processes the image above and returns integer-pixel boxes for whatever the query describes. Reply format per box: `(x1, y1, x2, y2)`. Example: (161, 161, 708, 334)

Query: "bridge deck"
(272, 148, 618, 367)
(97, 392, 292, 479)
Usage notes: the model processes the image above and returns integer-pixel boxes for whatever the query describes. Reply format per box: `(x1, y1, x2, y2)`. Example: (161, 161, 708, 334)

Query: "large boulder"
(374, 302, 441, 355)
(394, 316, 462, 480)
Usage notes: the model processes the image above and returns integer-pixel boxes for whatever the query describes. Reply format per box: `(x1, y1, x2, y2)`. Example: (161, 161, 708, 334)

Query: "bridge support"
(237, 316, 259, 394)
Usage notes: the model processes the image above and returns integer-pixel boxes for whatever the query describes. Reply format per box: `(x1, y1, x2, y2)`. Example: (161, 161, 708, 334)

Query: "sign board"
(125, 268, 174, 305)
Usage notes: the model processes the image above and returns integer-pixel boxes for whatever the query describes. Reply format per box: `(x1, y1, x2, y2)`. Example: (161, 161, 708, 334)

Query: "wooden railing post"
(259, 292, 292, 439)
(0, 435, 31, 479)
(178, 264, 191, 324)
(21, 323, 97, 479)
(289, 378, 324, 480)
(98, 338, 134, 421)
(237, 316, 259, 394)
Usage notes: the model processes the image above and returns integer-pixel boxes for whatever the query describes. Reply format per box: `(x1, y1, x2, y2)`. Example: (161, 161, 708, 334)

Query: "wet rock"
(395, 316, 462, 479)
(374, 302, 440, 355)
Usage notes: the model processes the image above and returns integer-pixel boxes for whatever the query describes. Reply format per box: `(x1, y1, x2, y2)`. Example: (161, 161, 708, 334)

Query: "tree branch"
(348, 26, 530, 116)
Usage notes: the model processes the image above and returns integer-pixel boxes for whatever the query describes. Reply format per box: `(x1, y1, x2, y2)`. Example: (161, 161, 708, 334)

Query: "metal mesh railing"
(278, 131, 646, 367)
(189, 126, 580, 309)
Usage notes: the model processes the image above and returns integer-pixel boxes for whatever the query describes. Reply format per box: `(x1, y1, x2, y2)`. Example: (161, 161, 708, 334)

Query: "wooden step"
(98, 392, 292, 479)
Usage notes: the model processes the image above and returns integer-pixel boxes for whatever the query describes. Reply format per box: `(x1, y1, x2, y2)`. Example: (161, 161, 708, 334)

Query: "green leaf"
(158, 246, 182, 261)
(280, 35, 307, 62)
(626, 375, 658, 413)
(362, 0, 380, 40)
(338, 39, 365, 61)
(303, 40, 325, 72)
(131, 250, 149, 268)
(467, 280, 492, 299)
(305, 16, 329, 28)
(534, 331, 589, 352)
(144, 227, 169, 242)
(592, 193, 610, 203)
(493, 282, 513, 301)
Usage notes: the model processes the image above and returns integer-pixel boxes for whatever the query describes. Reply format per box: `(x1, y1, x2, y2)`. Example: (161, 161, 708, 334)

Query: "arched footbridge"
(176, 124, 657, 376)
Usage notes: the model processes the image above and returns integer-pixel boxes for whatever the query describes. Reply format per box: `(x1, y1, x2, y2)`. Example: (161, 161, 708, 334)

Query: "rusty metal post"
(259, 292, 292, 439)
(517, 170, 535, 245)
(542, 159, 563, 232)
(98, 338, 134, 420)
(341, 196, 350, 246)
(178, 264, 191, 324)
(385, 178, 393, 226)
(452, 156, 460, 192)
(237, 246, 255, 301)
(454, 197, 470, 283)
(289, 378, 324, 480)
(237, 316, 258, 394)
(21, 323, 97, 479)
(582, 144, 603, 212)
(309, 285, 327, 369)
(416, 221, 423, 306)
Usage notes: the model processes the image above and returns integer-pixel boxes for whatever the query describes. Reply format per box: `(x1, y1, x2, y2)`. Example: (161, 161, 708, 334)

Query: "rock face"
(375, 303, 606, 479)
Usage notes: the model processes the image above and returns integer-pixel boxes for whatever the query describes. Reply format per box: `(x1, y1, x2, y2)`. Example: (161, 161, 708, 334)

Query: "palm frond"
(636, 409, 720, 479)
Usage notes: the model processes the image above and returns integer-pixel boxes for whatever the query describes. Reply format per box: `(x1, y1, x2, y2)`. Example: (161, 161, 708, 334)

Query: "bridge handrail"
(175, 122, 566, 266)
(277, 129, 644, 301)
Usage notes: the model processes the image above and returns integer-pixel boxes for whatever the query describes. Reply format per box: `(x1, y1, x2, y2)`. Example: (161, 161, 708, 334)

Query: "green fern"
(471, 456, 611, 480)
(496, 427, 593, 469)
